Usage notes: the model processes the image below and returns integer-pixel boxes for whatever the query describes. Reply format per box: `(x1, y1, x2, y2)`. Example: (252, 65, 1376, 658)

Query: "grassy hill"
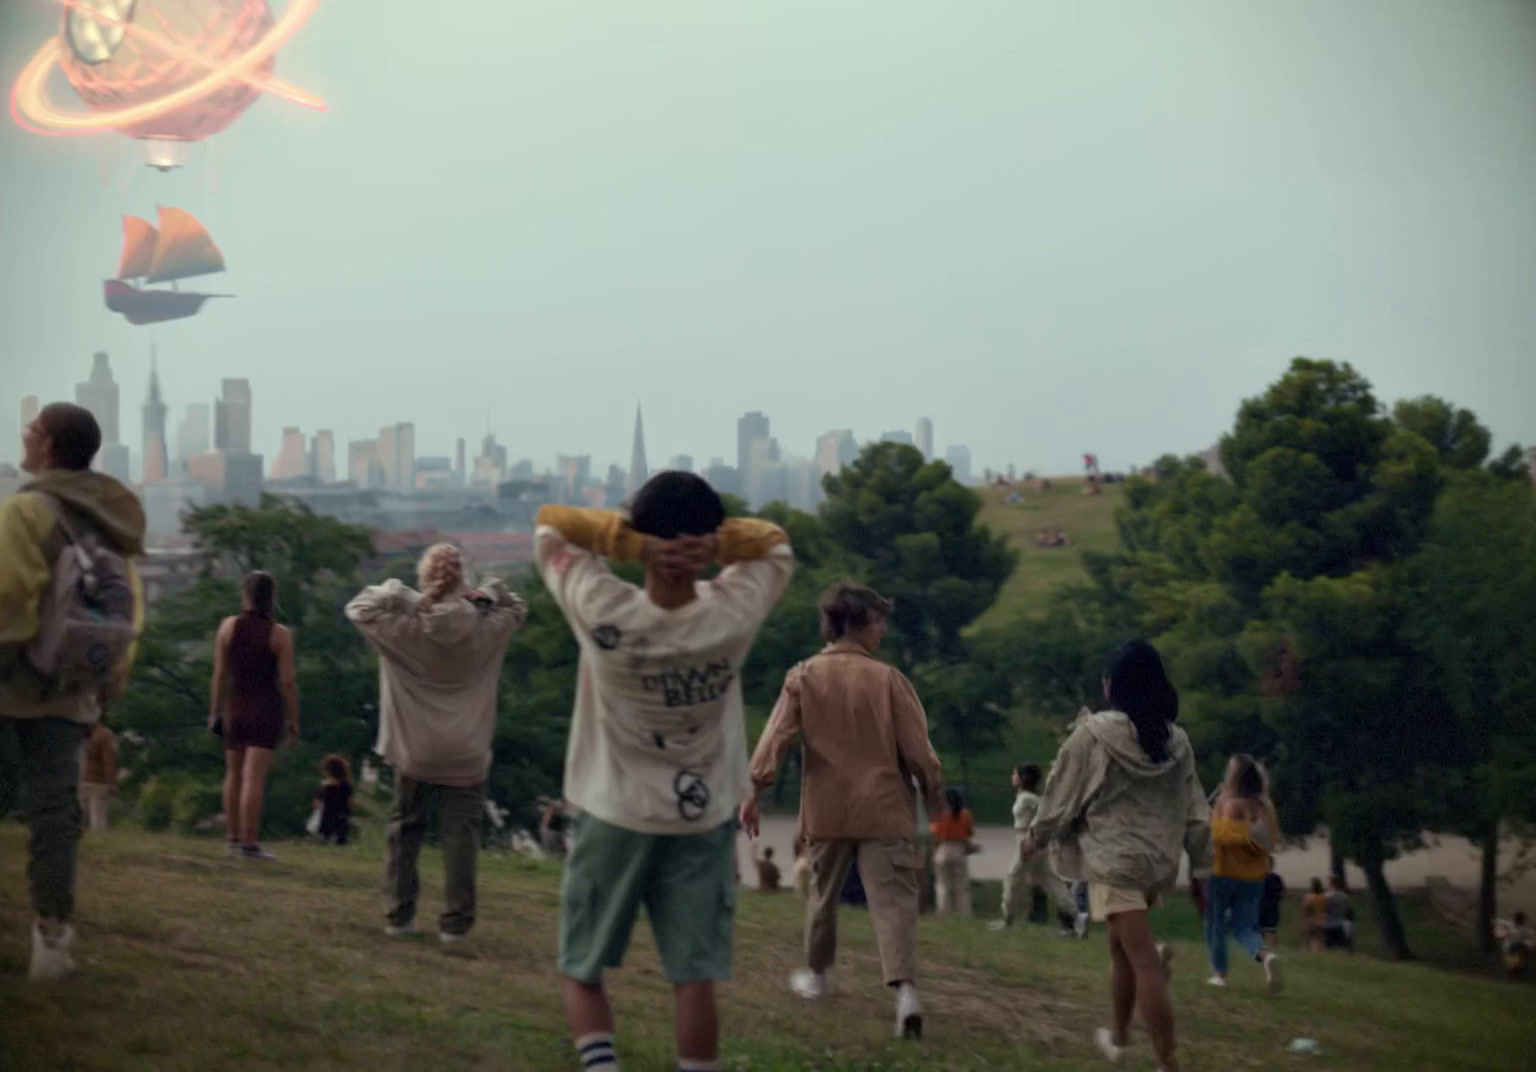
(4, 826, 1530, 1072)
(972, 479, 1125, 631)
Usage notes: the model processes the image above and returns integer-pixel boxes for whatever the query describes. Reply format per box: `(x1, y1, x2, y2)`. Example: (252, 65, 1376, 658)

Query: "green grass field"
(4, 825, 1530, 1072)
(972, 480, 1124, 631)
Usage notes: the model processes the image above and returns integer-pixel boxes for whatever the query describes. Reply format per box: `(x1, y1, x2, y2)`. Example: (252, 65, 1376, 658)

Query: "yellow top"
(1210, 816, 1270, 882)
(532, 506, 788, 565)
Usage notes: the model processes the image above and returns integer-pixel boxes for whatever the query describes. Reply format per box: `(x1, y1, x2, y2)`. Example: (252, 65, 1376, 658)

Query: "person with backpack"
(0, 402, 145, 981)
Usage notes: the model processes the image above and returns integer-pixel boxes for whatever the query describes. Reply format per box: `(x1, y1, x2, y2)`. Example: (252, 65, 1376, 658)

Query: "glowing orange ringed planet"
(10, 0, 326, 139)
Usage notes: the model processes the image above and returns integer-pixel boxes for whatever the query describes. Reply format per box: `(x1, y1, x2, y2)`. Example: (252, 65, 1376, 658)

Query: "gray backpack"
(24, 494, 138, 694)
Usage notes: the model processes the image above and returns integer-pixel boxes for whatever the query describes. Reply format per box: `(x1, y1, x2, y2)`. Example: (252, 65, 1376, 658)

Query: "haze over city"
(4, 0, 1536, 477)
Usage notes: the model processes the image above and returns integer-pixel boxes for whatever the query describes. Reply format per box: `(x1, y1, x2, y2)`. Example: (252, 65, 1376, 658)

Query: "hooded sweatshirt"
(0, 470, 146, 723)
(1029, 710, 1213, 894)
(345, 578, 527, 787)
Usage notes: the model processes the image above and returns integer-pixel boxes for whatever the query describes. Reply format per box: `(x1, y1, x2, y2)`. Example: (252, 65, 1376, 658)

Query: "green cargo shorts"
(558, 812, 738, 985)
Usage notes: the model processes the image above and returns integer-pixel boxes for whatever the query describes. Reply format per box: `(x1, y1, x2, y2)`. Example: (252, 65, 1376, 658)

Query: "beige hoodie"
(1029, 710, 1212, 894)
(346, 578, 527, 788)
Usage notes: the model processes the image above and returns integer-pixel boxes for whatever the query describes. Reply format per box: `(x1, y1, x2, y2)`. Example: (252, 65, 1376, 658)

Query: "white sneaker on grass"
(29, 922, 76, 982)
(384, 921, 419, 938)
(1263, 952, 1284, 994)
(1075, 912, 1090, 938)
(439, 931, 468, 946)
(895, 983, 923, 1040)
(789, 968, 827, 1000)
(987, 919, 1010, 932)
(1206, 974, 1228, 987)
(1093, 1027, 1127, 1065)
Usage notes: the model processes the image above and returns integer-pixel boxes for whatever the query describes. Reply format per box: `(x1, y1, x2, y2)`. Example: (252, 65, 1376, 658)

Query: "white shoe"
(1206, 974, 1228, 987)
(1093, 1027, 1127, 1065)
(789, 968, 827, 1000)
(1075, 912, 1090, 939)
(29, 922, 77, 982)
(1157, 941, 1175, 982)
(987, 919, 1009, 932)
(439, 931, 468, 945)
(895, 983, 923, 1040)
(384, 921, 419, 938)
(1263, 952, 1284, 994)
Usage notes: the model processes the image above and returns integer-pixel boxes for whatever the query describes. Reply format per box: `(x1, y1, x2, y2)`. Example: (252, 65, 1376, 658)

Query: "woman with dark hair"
(1203, 755, 1283, 992)
(930, 787, 976, 916)
(992, 763, 1048, 930)
(1023, 640, 1211, 1072)
(316, 754, 354, 846)
(211, 571, 298, 861)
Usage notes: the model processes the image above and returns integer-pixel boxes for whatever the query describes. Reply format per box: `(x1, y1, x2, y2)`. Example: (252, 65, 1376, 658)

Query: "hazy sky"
(3, 0, 1535, 477)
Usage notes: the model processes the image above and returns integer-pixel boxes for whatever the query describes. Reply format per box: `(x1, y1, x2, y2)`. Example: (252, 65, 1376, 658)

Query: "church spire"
(626, 403, 649, 497)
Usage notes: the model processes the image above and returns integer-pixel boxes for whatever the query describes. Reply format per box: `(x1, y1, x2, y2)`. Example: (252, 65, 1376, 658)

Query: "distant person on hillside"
(536, 473, 794, 1072)
(1498, 912, 1530, 978)
(1, 402, 145, 981)
(78, 721, 118, 832)
(1022, 640, 1212, 1072)
(1204, 755, 1283, 994)
(315, 754, 354, 846)
(1301, 878, 1328, 952)
(1323, 876, 1355, 952)
(755, 846, 782, 892)
(992, 763, 1049, 930)
(346, 544, 527, 944)
(931, 788, 977, 917)
(746, 582, 944, 1041)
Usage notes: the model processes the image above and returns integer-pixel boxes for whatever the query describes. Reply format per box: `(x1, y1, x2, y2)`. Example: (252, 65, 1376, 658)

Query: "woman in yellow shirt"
(1205, 755, 1283, 993)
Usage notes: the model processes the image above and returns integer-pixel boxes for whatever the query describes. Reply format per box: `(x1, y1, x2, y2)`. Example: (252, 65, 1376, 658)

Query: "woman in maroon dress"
(211, 572, 299, 860)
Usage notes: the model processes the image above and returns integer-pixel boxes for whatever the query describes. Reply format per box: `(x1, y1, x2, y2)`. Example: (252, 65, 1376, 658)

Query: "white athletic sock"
(677, 1060, 717, 1072)
(576, 1032, 618, 1070)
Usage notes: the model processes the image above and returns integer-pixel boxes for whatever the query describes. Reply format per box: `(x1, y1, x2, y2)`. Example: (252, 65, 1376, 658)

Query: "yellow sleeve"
(715, 518, 789, 565)
(107, 564, 145, 701)
(534, 506, 647, 561)
(0, 493, 55, 655)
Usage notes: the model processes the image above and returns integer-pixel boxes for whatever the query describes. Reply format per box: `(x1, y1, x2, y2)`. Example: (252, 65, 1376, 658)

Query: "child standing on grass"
(536, 473, 794, 1072)
(316, 754, 354, 846)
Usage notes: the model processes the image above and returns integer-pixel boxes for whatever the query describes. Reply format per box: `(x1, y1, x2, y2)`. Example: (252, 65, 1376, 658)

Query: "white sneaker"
(789, 968, 827, 1000)
(987, 919, 1009, 932)
(29, 922, 77, 982)
(1093, 1027, 1127, 1065)
(1075, 911, 1091, 938)
(895, 983, 923, 1040)
(384, 921, 419, 938)
(1206, 974, 1228, 987)
(1263, 952, 1284, 995)
(439, 931, 468, 946)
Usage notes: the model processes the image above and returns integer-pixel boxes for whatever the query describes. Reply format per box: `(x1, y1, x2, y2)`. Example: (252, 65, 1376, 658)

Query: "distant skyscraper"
(915, 417, 933, 461)
(75, 352, 120, 444)
(626, 404, 649, 497)
(224, 453, 264, 506)
(815, 430, 858, 477)
(374, 422, 416, 493)
(177, 403, 210, 468)
(20, 395, 39, 431)
(944, 445, 973, 484)
(348, 439, 379, 488)
(880, 430, 915, 447)
(455, 437, 467, 486)
(555, 454, 592, 502)
(271, 427, 309, 480)
(99, 443, 130, 483)
(214, 379, 252, 454)
(606, 463, 628, 505)
(667, 454, 694, 473)
(311, 430, 336, 483)
(141, 354, 168, 484)
(737, 411, 770, 474)
(703, 459, 741, 497)
(746, 436, 782, 507)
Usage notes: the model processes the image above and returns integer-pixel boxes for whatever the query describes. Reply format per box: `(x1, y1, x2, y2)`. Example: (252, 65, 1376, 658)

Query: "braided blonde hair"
(416, 543, 466, 607)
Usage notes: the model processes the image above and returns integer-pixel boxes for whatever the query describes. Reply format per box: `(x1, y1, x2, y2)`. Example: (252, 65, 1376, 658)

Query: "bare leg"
(1109, 910, 1179, 1072)
(673, 981, 719, 1064)
(562, 976, 615, 1041)
(223, 749, 245, 843)
(1107, 925, 1136, 1046)
(238, 747, 276, 845)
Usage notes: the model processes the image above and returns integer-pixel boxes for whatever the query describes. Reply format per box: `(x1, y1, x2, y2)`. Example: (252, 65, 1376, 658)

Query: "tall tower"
(141, 350, 168, 484)
(75, 352, 120, 443)
(626, 404, 649, 497)
(214, 378, 252, 454)
(737, 411, 769, 474)
(915, 417, 934, 461)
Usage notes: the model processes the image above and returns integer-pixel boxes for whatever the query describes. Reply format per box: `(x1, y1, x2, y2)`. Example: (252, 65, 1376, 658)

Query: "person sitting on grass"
(755, 846, 782, 892)
(536, 472, 794, 1072)
(1497, 912, 1530, 979)
(315, 754, 354, 846)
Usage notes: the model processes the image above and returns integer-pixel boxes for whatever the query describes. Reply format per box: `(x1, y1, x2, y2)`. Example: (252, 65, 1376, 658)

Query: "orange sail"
(145, 207, 225, 284)
(118, 216, 158, 280)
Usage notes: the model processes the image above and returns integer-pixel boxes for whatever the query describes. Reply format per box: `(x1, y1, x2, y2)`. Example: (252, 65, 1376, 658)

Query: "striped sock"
(576, 1033, 618, 1070)
(678, 1060, 717, 1072)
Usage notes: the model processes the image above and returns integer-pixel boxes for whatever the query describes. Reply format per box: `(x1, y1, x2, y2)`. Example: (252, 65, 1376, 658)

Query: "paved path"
(737, 816, 1536, 913)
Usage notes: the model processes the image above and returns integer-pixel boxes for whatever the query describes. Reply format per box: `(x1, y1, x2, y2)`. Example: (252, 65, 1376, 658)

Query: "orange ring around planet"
(10, 0, 325, 138)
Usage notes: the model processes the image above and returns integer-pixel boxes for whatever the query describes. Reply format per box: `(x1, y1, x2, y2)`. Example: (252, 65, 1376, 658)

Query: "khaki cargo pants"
(804, 838, 920, 986)
(385, 774, 484, 937)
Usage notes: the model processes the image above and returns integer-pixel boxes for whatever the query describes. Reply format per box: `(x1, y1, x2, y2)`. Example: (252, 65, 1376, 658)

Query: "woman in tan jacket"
(77, 721, 117, 831)
(1023, 640, 1212, 1072)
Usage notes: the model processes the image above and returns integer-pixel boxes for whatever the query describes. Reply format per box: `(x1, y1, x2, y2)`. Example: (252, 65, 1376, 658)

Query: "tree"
(1393, 396, 1492, 471)
(1408, 473, 1536, 950)
(918, 653, 1012, 792)
(820, 443, 1016, 673)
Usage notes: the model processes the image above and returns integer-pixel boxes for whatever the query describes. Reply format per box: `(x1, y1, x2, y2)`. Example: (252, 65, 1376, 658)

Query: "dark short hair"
(629, 471, 725, 539)
(818, 582, 893, 642)
(244, 571, 276, 618)
(1016, 763, 1042, 792)
(763, 847, 774, 859)
(36, 403, 102, 471)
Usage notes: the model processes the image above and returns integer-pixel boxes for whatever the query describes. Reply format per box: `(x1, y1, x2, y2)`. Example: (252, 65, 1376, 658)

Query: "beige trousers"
(932, 840, 973, 917)
(78, 782, 112, 832)
(805, 838, 920, 986)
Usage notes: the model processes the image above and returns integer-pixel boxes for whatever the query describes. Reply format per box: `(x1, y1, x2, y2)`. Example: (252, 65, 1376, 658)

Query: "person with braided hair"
(345, 543, 528, 943)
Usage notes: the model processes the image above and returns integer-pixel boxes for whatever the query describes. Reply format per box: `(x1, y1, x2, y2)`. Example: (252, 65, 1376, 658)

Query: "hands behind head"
(642, 533, 718, 586)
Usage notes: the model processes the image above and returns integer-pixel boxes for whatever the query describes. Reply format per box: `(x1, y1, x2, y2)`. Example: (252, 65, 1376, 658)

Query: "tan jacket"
(82, 723, 118, 786)
(346, 579, 527, 788)
(750, 641, 944, 841)
(1029, 710, 1212, 894)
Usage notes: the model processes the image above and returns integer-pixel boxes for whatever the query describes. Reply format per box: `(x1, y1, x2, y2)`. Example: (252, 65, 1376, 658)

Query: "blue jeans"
(1205, 875, 1266, 975)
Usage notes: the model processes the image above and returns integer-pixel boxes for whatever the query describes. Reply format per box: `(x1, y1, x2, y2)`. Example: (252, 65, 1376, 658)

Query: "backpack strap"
(28, 491, 83, 547)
